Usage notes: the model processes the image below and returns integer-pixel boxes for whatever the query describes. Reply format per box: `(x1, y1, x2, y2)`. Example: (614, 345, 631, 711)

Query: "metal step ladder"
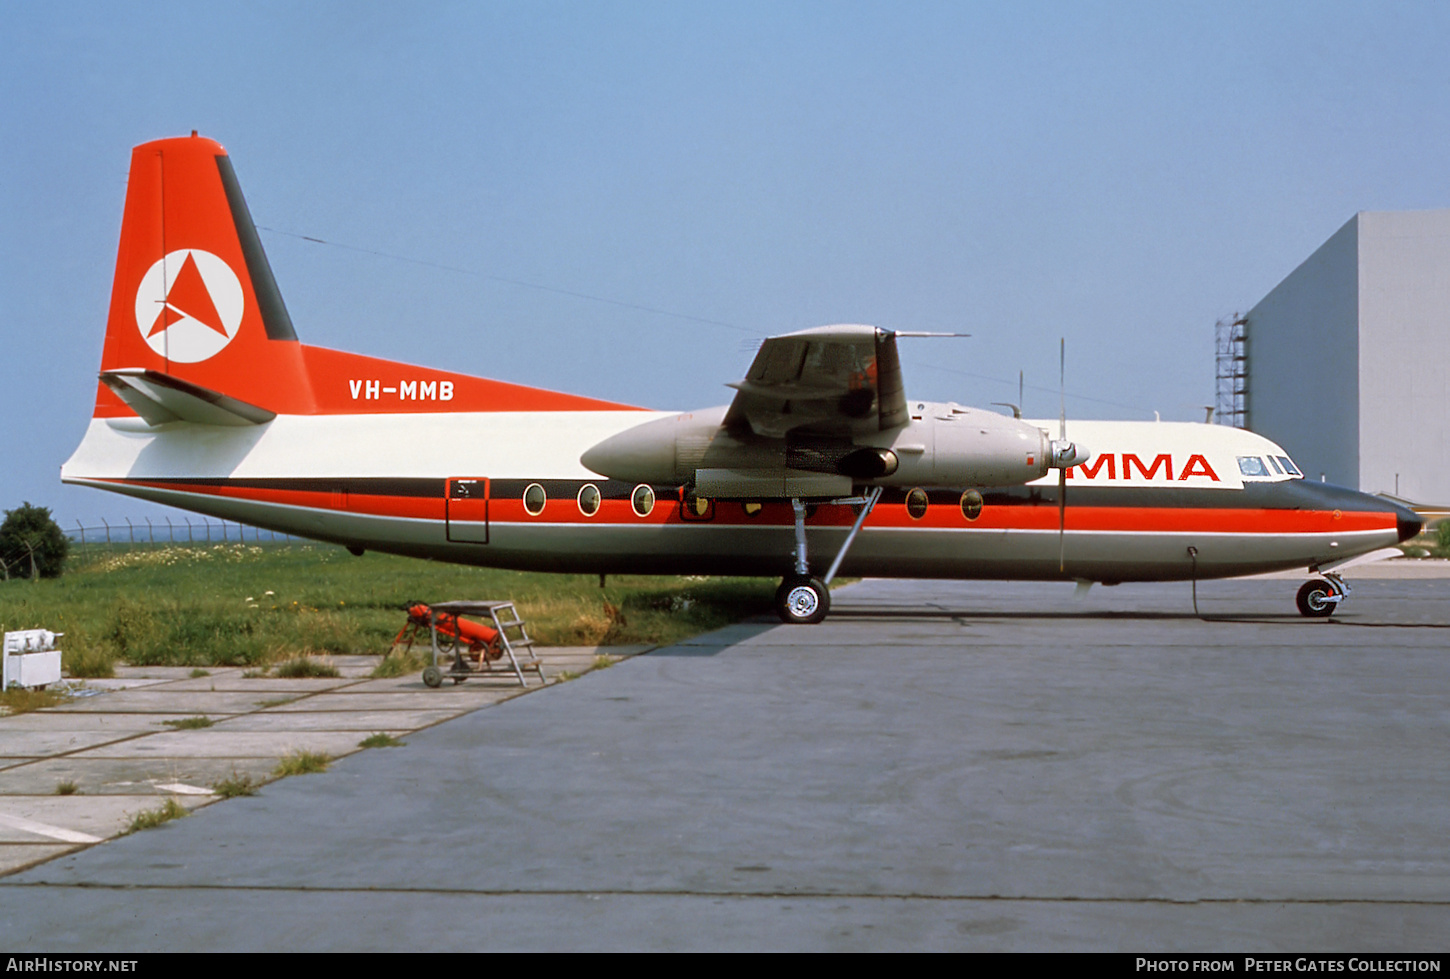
(424, 600, 546, 687)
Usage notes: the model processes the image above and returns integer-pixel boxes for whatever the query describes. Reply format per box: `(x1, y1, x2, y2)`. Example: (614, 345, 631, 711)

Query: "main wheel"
(422, 664, 443, 687)
(776, 576, 830, 624)
(1296, 579, 1337, 618)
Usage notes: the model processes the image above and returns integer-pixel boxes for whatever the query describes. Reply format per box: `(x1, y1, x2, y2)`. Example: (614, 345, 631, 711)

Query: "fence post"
(75, 520, 85, 550)
(102, 518, 111, 545)
(166, 517, 173, 543)
(125, 518, 134, 545)
(146, 517, 154, 543)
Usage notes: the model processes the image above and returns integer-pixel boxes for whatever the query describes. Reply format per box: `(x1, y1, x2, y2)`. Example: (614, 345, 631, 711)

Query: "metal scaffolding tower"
(1214, 314, 1247, 428)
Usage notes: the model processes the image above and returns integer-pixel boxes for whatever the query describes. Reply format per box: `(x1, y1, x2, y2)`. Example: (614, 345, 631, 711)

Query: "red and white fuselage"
(62, 135, 1419, 586)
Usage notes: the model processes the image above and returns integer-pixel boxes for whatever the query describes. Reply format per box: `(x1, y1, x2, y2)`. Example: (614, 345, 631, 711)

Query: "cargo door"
(446, 478, 489, 543)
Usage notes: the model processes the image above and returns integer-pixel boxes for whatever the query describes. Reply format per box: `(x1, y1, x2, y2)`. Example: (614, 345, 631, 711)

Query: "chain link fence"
(67, 517, 300, 550)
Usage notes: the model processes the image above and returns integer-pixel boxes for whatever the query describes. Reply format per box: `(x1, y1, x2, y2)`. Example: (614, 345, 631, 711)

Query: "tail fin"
(94, 134, 314, 418)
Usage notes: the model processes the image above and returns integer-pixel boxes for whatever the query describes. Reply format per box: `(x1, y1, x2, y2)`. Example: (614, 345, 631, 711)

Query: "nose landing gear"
(1296, 573, 1348, 618)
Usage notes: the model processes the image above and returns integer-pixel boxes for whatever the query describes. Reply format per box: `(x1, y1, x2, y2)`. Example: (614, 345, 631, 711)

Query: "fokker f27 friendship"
(63, 135, 1422, 624)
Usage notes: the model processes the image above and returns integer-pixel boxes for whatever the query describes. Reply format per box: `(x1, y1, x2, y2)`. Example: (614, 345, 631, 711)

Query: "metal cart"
(419, 601, 544, 688)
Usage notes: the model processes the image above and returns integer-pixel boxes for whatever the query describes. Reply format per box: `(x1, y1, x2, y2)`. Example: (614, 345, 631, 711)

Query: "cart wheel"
(422, 665, 442, 688)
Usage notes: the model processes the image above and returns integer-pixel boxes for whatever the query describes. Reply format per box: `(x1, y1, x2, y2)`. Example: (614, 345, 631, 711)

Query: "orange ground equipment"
(390, 602, 502, 662)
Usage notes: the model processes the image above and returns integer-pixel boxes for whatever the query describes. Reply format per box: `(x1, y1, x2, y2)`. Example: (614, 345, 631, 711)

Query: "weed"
(211, 772, 258, 798)
(123, 798, 189, 834)
(0, 687, 66, 716)
(189, 668, 211, 678)
(358, 732, 404, 749)
(63, 642, 116, 679)
(161, 716, 214, 730)
(255, 697, 295, 709)
(242, 669, 268, 678)
(556, 670, 578, 682)
(274, 656, 340, 678)
(54, 780, 79, 796)
(593, 654, 616, 670)
(274, 750, 330, 776)
(370, 653, 422, 679)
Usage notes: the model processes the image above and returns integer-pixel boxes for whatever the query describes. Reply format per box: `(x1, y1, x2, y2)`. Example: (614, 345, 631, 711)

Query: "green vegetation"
(371, 652, 422, 678)
(0, 687, 67, 716)
(0, 542, 774, 673)
(124, 798, 189, 834)
(0, 502, 70, 580)
(274, 750, 330, 776)
(189, 668, 211, 678)
(274, 656, 340, 678)
(55, 780, 79, 796)
(161, 716, 214, 730)
(211, 772, 258, 798)
(358, 732, 404, 749)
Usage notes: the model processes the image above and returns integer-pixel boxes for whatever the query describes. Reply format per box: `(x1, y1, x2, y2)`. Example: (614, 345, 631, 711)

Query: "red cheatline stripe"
(100, 479, 1396, 535)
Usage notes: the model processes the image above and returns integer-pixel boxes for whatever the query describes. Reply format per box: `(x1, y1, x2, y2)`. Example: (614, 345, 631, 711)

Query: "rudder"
(95, 134, 314, 418)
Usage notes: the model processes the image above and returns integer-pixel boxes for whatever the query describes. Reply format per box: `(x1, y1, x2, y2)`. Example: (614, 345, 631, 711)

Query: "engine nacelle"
(580, 402, 1066, 494)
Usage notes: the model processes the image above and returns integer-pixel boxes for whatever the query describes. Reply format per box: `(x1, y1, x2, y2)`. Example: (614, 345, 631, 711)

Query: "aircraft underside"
(72, 474, 1408, 585)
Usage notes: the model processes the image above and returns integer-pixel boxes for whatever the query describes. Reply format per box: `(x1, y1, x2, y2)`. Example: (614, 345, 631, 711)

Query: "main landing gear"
(1296, 573, 1348, 618)
(774, 488, 882, 625)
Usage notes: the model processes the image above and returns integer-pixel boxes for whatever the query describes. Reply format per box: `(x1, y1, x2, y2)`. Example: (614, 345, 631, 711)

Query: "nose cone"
(1398, 509, 1425, 543)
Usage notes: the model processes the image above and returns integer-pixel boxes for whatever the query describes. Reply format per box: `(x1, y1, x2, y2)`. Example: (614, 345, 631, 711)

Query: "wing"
(722, 325, 908, 439)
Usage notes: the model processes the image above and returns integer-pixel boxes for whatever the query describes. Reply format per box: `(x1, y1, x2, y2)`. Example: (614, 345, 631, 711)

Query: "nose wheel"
(776, 575, 830, 625)
(1296, 575, 1346, 618)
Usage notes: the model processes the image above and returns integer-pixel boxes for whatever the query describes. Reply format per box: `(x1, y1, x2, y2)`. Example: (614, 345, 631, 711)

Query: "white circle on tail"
(133, 249, 244, 363)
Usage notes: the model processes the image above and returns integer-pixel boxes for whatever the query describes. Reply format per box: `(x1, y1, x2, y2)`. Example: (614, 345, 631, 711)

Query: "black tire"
(1296, 580, 1337, 618)
(776, 575, 830, 625)
(422, 665, 443, 687)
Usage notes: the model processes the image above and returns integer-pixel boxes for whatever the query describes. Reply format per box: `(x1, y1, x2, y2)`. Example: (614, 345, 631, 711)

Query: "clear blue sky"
(4, 1, 1450, 525)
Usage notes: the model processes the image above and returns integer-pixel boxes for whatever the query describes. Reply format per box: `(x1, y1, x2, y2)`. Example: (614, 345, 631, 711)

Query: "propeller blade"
(1058, 466, 1066, 573)
(1058, 338, 1066, 572)
(1059, 338, 1065, 442)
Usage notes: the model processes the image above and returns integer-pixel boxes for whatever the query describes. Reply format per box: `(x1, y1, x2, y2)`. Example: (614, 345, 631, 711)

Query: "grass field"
(0, 543, 777, 677)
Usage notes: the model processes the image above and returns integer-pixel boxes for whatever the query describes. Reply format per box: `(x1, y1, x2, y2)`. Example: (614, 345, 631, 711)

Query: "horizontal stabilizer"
(99, 369, 276, 427)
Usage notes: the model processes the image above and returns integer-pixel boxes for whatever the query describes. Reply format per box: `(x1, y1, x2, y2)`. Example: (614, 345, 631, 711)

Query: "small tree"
(0, 503, 70, 580)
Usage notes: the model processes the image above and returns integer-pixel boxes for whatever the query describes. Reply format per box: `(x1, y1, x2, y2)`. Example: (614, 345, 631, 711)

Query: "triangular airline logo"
(146, 252, 228, 339)
(133, 249, 244, 363)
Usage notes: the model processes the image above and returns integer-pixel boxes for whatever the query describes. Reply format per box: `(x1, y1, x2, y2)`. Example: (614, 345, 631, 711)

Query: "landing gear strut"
(1296, 573, 1348, 618)
(773, 487, 882, 625)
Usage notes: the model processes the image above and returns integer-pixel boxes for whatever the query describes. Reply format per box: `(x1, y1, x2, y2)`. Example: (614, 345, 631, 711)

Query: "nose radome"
(1398, 510, 1425, 543)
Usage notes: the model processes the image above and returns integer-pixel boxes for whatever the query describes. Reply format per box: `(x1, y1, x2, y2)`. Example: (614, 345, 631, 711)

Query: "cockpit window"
(1266, 455, 1283, 475)
(1237, 456, 1271, 477)
(1276, 456, 1302, 477)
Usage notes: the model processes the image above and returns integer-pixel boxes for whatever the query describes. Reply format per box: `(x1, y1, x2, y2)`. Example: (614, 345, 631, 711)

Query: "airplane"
(62, 134, 1423, 630)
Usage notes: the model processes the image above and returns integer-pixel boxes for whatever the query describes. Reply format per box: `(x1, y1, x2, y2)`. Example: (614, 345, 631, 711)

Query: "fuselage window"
(631, 484, 655, 518)
(1236, 456, 1271, 477)
(960, 489, 983, 521)
(577, 483, 601, 517)
(523, 482, 547, 516)
(1276, 456, 1302, 477)
(906, 487, 929, 520)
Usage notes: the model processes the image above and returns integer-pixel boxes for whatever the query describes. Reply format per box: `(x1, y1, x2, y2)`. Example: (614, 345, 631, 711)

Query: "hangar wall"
(1244, 210, 1450, 503)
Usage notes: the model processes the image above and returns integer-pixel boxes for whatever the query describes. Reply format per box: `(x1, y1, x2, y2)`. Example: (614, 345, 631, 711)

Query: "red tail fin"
(95, 134, 315, 417)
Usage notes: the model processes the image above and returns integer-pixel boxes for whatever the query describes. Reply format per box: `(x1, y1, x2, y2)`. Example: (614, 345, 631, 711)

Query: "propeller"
(1048, 339, 1089, 572)
(1058, 339, 1066, 572)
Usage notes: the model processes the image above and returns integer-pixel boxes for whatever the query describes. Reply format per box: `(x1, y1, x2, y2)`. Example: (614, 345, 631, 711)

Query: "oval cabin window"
(631, 484, 655, 518)
(577, 483, 601, 517)
(906, 488, 929, 520)
(523, 483, 547, 516)
(960, 489, 983, 521)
